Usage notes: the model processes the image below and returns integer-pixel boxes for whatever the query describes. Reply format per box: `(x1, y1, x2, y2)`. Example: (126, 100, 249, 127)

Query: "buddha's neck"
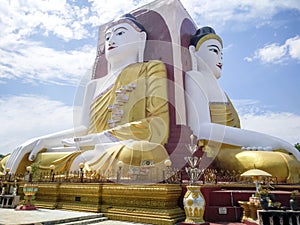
(109, 56, 138, 73)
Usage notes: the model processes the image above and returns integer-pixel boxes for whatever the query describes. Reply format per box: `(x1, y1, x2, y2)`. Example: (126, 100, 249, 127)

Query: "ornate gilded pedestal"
(239, 200, 260, 223)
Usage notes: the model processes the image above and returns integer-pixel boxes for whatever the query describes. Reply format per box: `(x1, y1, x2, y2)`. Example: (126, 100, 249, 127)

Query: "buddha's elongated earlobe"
(138, 32, 147, 62)
(189, 45, 197, 71)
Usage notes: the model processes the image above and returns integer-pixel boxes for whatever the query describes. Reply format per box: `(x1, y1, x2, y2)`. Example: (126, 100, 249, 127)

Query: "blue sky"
(1, 0, 300, 155)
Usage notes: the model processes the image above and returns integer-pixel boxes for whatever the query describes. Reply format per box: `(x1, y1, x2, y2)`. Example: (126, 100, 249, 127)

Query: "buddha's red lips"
(108, 46, 116, 50)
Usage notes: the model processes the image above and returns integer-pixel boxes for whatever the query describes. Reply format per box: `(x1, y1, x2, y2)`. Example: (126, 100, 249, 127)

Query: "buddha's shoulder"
(126, 60, 165, 68)
(144, 60, 166, 71)
(130, 60, 165, 68)
(145, 60, 165, 65)
(126, 60, 166, 75)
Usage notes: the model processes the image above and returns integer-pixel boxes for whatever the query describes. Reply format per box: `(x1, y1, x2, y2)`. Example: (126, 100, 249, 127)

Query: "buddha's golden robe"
(0, 60, 170, 175)
(87, 60, 169, 144)
(203, 97, 300, 183)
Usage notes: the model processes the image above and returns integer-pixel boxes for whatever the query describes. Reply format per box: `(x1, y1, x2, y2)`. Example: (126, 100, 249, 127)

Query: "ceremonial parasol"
(241, 169, 272, 192)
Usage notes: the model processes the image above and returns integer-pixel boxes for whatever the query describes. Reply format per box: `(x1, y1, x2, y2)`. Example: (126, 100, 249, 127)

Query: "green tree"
(295, 143, 300, 152)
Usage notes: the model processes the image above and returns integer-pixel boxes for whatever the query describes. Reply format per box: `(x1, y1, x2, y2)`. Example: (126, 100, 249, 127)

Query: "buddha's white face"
(105, 22, 143, 63)
(196, 39, 223, 79)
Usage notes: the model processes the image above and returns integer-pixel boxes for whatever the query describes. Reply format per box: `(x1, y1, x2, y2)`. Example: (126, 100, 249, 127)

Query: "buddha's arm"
(199, 122, 300, 161)
(185, 71, 212, 136)
(79, 79, 97, 128)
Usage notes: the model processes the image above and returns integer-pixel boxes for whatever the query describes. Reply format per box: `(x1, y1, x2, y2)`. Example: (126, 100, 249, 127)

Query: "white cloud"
(89, 0, 152, 24)
(1, 0, 95, 41)
(0, 95, 74, 155)
(234, 99, 300, 145)
(246, 36, 300, 64)
(181, 0, 300, 30)
(240, 112, 300, 145)
(0, 40, 95, 85)
(244, 57, 253, 62)
(0, 0, 98, 85)
(254, 43, 288, 64)
(88, 0, 300, 30)
(287, 36, 300, 60)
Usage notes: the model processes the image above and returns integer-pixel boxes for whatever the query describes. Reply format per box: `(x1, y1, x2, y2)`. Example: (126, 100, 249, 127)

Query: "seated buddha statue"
(185, 26, 300, 183)
(1, 14, 170, 180)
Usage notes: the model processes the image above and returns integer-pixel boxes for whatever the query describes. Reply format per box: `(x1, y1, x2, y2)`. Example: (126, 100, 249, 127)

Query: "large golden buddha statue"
(185, 26, 300, 183)
(1, 14, 170, 180)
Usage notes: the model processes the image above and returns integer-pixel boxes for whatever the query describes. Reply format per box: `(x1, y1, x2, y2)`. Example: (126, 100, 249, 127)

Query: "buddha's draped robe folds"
(88, 60, 169, 144)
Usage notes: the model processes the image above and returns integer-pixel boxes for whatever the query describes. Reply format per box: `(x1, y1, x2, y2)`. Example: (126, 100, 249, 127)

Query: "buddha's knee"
(117, 140, 169, 166)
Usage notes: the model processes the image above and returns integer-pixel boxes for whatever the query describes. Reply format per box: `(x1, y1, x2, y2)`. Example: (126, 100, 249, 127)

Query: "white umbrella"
(241, 169, 272, 177)
(241, 169, 272, 192)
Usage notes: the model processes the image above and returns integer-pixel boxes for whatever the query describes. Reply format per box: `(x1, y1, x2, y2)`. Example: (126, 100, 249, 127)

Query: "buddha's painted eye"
(209, 48, 219, 54)
(116, 31, 125, 36)
(207, 44, 221, 56)
(105, 32, 111, 41)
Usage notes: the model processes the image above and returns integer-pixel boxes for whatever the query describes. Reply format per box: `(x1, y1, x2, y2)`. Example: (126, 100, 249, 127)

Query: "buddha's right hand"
(5, 138, 44, 174)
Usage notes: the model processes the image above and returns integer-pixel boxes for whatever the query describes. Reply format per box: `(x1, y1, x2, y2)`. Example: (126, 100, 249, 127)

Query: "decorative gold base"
(20, 183, 185, 225)
(101, 183, 185, 225)
(35, 183, 102, 212)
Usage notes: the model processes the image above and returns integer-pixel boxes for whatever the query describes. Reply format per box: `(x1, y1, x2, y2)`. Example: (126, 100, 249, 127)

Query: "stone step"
(43, 214, 107, 225)
(57, 217, 108, 225)
(89, 221, 151, 225)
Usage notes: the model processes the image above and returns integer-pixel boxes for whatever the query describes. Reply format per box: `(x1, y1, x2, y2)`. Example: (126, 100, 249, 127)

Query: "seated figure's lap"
(10, 140, 170, 181)
(213, 147, 300, 183)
